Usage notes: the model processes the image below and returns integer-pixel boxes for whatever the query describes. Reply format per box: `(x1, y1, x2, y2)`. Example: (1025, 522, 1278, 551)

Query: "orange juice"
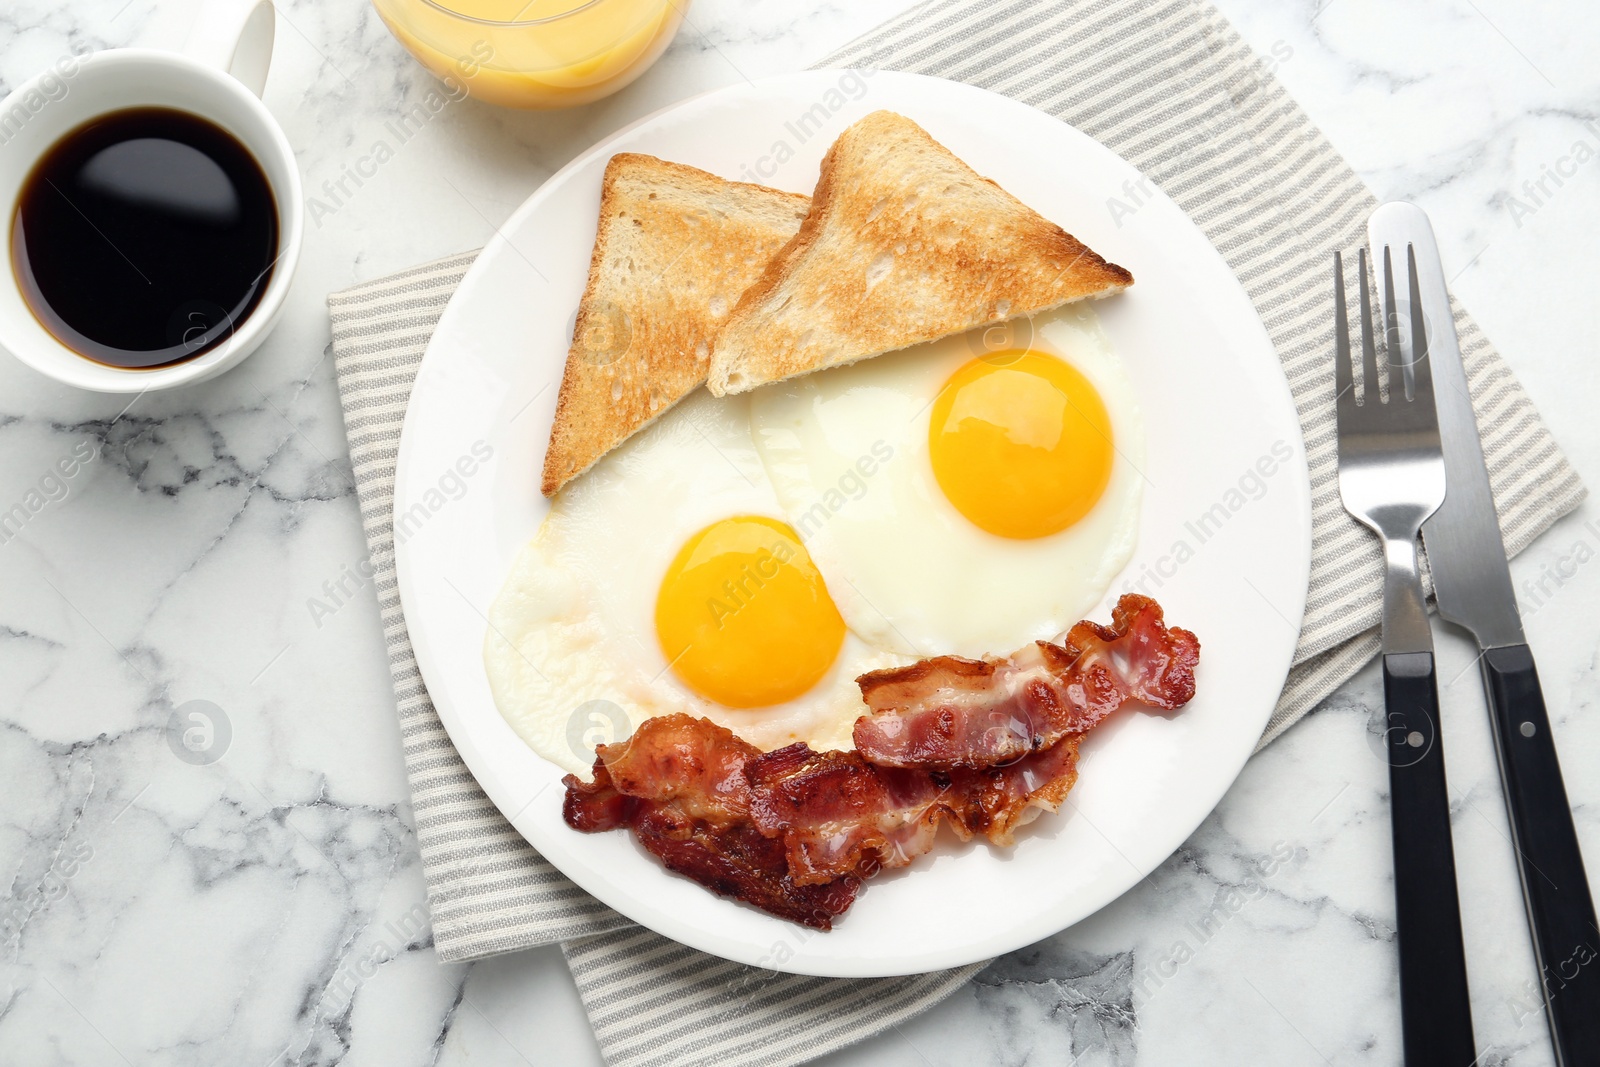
(373, 0, 687, 109)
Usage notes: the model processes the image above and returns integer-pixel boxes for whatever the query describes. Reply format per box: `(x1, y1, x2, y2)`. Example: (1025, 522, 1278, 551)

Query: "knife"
(1370, 202, 1600, 1067)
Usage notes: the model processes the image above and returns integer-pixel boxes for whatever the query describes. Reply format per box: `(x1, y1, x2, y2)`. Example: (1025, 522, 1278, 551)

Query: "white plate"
(394, 71, 1312, 977)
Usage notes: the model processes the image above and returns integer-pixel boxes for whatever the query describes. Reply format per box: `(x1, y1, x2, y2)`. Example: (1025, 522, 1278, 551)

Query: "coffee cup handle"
(184, 0, 276, 98)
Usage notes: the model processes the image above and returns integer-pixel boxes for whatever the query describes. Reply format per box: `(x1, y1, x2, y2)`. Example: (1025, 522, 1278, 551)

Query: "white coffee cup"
(0, 0, 302, 393)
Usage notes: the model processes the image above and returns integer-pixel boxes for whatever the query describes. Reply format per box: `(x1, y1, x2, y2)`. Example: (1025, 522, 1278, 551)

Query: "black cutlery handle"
(1384, 650, 1478, 1066)
(1482, 644, 1600, 1067)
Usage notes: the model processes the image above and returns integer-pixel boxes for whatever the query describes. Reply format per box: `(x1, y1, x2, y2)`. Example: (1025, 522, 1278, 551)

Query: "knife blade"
(1370, 202, 1600, 1067)
(1369, 205, 1523, 648)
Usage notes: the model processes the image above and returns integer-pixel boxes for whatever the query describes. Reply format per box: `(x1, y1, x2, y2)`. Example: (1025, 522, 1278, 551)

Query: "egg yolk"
(655, 515, 845, 708)
(928, 350, 1115, 539)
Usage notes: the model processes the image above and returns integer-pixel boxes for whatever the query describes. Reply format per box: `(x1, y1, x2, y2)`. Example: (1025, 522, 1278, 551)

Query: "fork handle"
(1481, 644, 1600, 1067)
(1383, 650, 1478, 1066)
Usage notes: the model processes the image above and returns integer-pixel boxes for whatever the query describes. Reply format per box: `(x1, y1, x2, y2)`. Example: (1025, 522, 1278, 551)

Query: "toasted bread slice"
(541, 154, 809, 496)
(706, 111, 1133, 396)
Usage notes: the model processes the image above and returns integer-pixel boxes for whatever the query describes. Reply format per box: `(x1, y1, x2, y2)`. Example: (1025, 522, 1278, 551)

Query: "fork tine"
(1333, 251, 1354, 410)
(1357, 247, 1380, 405)
(1407, 244, 1436, 411)
(1382, 245, 1404, 401)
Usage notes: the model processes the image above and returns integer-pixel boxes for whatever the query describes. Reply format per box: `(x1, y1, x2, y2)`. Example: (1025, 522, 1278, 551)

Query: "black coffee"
(11, 107, 279, 369)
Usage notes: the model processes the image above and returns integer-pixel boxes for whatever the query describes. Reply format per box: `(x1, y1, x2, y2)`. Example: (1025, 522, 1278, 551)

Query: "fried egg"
(485, 390, 907, 776)
(748, 304, 1144, 658)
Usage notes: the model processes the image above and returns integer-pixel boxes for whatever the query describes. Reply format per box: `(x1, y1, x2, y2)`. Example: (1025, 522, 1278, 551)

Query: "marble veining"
(2, 0, 1598, 1064)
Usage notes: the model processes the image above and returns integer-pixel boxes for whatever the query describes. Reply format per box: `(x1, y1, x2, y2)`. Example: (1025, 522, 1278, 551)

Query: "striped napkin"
(326, 0, 1584, 1063)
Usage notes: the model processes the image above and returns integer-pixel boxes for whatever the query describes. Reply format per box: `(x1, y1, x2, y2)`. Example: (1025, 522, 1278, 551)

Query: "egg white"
(485, 389, 908, 776)
(747, 304, 1144, 659)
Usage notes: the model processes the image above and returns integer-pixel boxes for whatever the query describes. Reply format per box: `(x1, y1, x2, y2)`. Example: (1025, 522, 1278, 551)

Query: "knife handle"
(1482, 644, 1600, 1067)
(1383, 650, 1478, 1066)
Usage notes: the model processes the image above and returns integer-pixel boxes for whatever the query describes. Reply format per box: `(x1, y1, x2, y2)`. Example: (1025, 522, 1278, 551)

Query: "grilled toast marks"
(541, 154, 809, 496)
(706, 111, 1133, 396)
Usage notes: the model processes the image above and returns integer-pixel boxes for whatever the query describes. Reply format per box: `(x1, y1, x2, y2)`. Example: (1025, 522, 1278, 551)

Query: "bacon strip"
(561, 714, 860, 930)
(744, 746, 942, 886)
(562, 597, 1198, 929)
(853, 594, 1199, 769)
(744, 736, 1082, 885)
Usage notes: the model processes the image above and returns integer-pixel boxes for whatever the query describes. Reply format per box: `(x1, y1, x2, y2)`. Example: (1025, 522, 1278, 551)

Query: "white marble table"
(2, 1, 1597, 1063)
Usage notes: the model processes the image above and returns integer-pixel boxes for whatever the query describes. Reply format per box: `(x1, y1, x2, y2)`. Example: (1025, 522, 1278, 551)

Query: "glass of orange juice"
(373, 0, 688, 109)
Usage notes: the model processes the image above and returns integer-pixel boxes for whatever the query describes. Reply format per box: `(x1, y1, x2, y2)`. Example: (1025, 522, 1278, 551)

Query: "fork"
(1334, 245, 1477, 1065)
